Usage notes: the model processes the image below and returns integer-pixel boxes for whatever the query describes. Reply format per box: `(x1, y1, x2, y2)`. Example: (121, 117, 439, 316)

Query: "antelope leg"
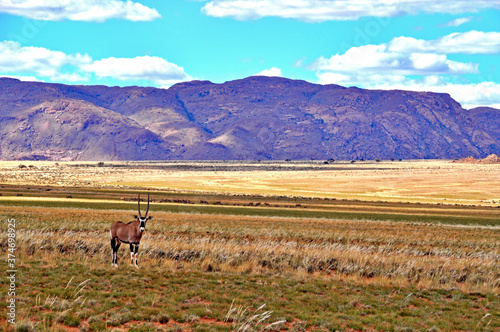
(115, 241, 121, 267)
(110, 238, 114, 266)
(111, 238, 118, 267)
(134, 245, 139, 268)
(130, 244, 135, 265)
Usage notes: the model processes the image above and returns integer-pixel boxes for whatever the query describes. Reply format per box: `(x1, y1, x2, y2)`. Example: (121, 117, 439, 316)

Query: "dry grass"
(3, 206, 499, 293)
(1, 160, 499, 206)
(1, 204, 498, 330)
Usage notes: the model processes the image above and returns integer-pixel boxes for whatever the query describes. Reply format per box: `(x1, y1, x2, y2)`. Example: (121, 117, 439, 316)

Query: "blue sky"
(0, 0, 499, 108)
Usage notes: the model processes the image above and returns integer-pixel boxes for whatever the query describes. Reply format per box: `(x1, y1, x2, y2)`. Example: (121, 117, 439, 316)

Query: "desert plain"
(0, 159, 498, 331)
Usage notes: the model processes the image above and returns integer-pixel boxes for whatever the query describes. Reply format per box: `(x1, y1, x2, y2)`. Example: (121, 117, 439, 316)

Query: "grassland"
(0, 160, 499, 331)
(1, 159, 499, 206)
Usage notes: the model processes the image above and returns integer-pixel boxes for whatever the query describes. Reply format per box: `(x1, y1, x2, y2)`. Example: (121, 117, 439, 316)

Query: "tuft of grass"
(128, 323, 162, 332)
(152, 313, 170, 324)
(14, 320, 36, 332)
(225, 302, 286, 331)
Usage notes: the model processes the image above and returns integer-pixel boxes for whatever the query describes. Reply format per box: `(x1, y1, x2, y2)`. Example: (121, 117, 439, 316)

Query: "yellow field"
(1, 160, 499, 206)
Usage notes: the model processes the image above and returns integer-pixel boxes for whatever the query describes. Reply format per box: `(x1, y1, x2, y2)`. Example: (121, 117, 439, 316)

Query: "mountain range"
(0, 76, 498, 161)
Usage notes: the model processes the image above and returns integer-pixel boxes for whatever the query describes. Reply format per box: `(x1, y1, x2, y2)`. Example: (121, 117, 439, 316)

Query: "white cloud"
(442, 82, 500, 109)
(255, 67, 282, 77)
(201, 0, 500, 22)
(310, 31, 500, 108)
(0, 41, 191, 86)
(0, 0, 161, 22)
(317, 72, 500, 109)
(311, 44, 477, 76)
(310, 31, 500, 91)
(82, 56, 191, 87)
(1, 74, 40, 82)
(0, 40, 91, 81)
(439, 16, 473, 27)
(388, 31, 500, 54)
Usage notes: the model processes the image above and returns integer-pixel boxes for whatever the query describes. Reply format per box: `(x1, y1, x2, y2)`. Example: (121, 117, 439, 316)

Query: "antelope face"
(138, 216, 152, 232)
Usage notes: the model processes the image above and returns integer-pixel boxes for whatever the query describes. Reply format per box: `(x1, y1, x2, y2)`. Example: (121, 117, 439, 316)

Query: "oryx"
(110, 193, 152, 268)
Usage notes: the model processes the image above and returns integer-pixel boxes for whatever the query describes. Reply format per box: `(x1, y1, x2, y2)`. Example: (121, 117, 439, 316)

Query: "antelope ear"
(148, 216, 153, 220)
(134, 215, 139, 219)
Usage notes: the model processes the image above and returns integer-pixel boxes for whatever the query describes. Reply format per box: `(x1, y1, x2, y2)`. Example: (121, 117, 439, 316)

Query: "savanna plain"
(0, 160, 499, 331)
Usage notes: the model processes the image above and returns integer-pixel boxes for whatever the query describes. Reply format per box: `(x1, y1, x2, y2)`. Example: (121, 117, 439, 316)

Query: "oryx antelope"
(110, 193, 152, 268)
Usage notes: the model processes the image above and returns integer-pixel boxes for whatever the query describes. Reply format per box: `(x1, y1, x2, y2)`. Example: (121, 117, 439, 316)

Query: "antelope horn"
(138, 194, 143, 219)
(145, 193, 150, 218)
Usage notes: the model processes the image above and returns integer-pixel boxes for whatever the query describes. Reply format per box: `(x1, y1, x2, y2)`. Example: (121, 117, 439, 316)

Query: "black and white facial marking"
(136, 215, 152, 232)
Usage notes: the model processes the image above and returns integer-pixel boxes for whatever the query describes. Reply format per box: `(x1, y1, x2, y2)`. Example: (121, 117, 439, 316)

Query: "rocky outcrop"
(453, 154, 500, 164)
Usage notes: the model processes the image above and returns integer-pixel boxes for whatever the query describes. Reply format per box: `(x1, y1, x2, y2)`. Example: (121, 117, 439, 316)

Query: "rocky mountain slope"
(0, 76, 498, 161)
(469, 107, 500, 143)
